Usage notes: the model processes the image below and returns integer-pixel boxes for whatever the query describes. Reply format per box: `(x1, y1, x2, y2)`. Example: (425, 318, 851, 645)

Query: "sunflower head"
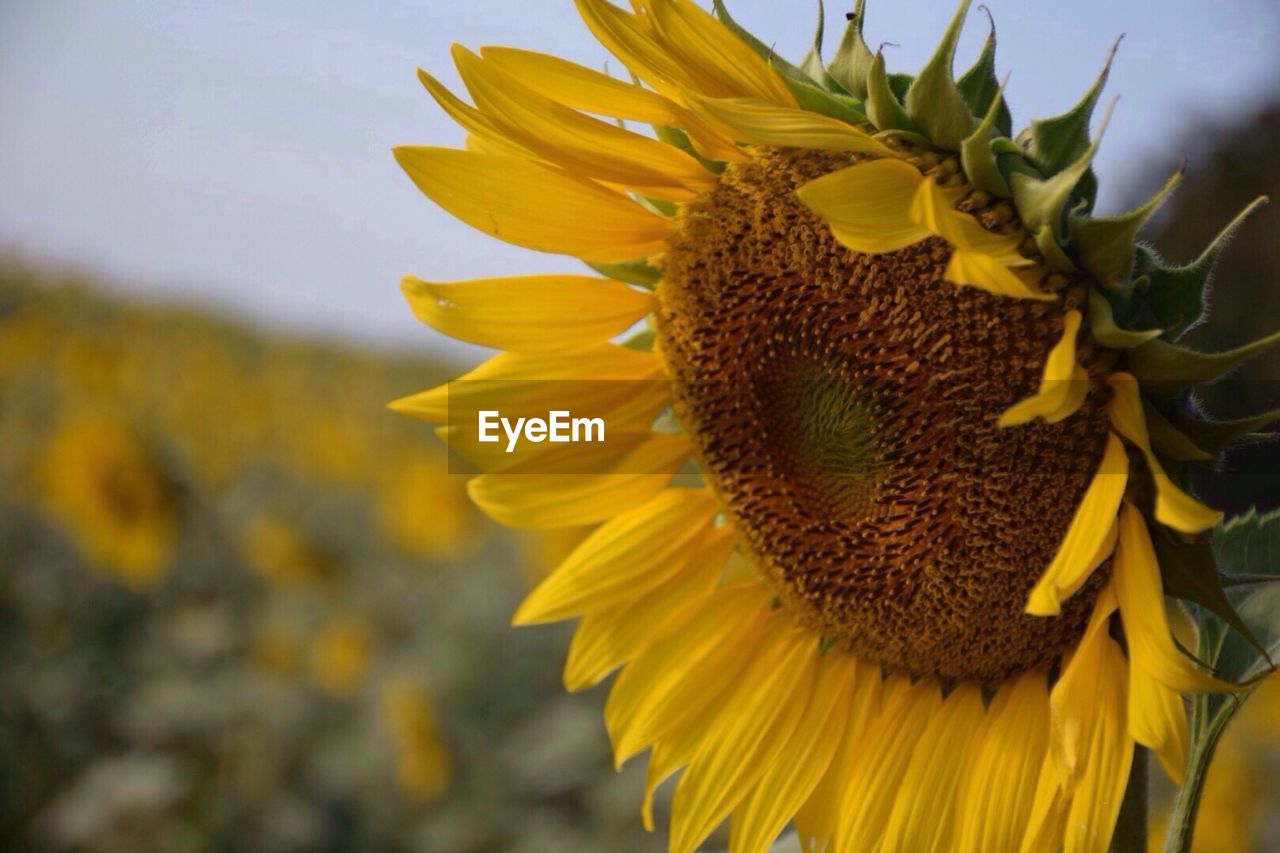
(393, 1, 1275, 849)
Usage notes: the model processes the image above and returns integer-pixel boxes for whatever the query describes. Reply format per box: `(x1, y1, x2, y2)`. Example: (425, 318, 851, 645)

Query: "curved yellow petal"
(467, 432, 691, 528)
(793, 662, 884, 853)
(401, 274, 654, 353)
(1049, 584, 1118, 785)
(637, 0, 796, 105)
(513, 488, 719, 624)
(668, 626, 817, 853)
(573, 0, 697, 100)
(453, 46, 714, 200)
(561, 526, 732, 690)
(727, 650, 857, 853)
(605, 582, 773, 766)
(956, 669, 1052, 853)
(880, 683, 986, 853)
(416, 67, 530, 158)
(1107, 373, 1223, 533)
(1025, 430, 1127, 616)
(1113, 502, 1234, 695)
(1019, 748, 1071, 853)
(834, 677, 943, 851)
(388, 344, 666, 425)
(910, 176, 1026, 262)
(999, 310, 1090, 427)
(796, 159, 931, 254)
(946, 250, 1054, 300)
(1129, 667, 1190, 785)
(685, 93, 895, 155)
(393, 146, 673, 262)
(477, 44, 743, 163)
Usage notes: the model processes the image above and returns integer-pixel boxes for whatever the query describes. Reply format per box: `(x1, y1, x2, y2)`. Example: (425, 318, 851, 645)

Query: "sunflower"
(391, 1, 1278, 849)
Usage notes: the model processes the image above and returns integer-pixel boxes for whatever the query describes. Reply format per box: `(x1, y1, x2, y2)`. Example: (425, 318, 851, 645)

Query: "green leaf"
(1210, 509, 1280, 683)
(1127, 327, 1280, 398)
(587, 259, 662, 289)
(1010, 100, 1114, 240)
(865, 51, 915, 133)
(1137, 197, 1268, 340)
(1069, 166, 1183, 290)
(1151, 527, 1267, 665)
(827, 0, 876, 99)
(1017, 37, 1119, 176)
(904, 0, 976, 150)
(955, 7, 1012, 137)
(1087, 286, 1163, 349)
(1173, 407, 1280, 455)
(960, 72, 1011, 196)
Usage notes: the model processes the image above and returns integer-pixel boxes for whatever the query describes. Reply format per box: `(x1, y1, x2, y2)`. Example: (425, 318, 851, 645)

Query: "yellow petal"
(796, 159, 932, 254)
(513, 489, 719, 624)
(946, 250, 1054, 300)
(685, 93, 895, 155)
(453, 46, 714, 200)
(728, 650, 857, 853)
(909, 176, 1027, 261)
(1128, 667, 1190, 785)
(637, 0, 796, 105)
(792, 662, 884, 853)
(393, 146, 673, 262)
(561, 527, 732, 690)
(668, 626, 817, 853)
(416, 67, 530, 158)
(1062, 635, 1132, 853)
(573, 0, 697, 100)
(401, 274, 653, 353)
(1113, 502, 1234, 695)
(388, 344, 665, 425)
(834, 677, 943, 851)
(477, 45, 743, 163)
(956, 670, 1052, 853)
(1025, 430, 1127, 615)
(1106, 373, 1223, 533)
(880, 683, 986, 853)
(1049, 585, 1118, 785)
(998, 310, 1090, 427)
(604, 583, 772, 766)
(1019, 748, 1071, 853)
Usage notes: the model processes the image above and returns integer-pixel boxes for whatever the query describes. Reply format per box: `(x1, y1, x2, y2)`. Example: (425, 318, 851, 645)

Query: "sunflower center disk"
(657, 149, 1112, 684)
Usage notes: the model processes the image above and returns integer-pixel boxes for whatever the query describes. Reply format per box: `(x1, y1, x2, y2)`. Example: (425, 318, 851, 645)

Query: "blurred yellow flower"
(308, 615, 375, 697)
(248, 618, 306, 679)
(381, 677, 451, 801)
(239, 513, 340, 589)
(375, 450, 478, 560)
(36, 416, 177, 588)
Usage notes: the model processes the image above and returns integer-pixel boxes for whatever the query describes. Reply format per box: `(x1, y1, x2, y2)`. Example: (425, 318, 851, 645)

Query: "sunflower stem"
(1111, 745, 1148, 853)
(1161, 693, 1242, 853)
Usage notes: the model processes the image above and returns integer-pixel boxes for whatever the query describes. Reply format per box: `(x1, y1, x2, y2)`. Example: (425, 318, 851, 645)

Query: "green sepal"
(798, 0, 837, 88)
(1143, 401, 1213, 462)
(827, 0, 876, 99)
(1069, 166, 1183, 290)
(1030, 223, 1075, 271)
(653, 124, 726, 174)
(1209, 509, 1280, 683)
(587, 259, 662, 289)
(955, 8, 1012, 137)
(781, 73, 869, 125)
(1010, 100, 1113, 240)
(1087, 287, 1163, 349)
(1151, 527, 1269, 663)
(905, 0, 976, 150)
(1173, 407, 1280, 455)
(638, 196, 678, 218)
(1017, 37, 1119, 177)
(622, 328, 657, 352)
(1127, 327, 1280, 398)
(866, 52, 915, 133)
(959, 72, 1011, 197)
(1136, 197, 1269, 339)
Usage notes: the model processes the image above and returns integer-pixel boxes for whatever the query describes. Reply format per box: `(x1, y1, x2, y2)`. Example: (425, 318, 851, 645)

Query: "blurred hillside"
(0, 261, 656, 852)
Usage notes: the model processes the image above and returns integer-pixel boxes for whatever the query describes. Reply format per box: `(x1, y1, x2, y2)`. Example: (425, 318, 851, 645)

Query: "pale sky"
(2, 0, 1278, 356)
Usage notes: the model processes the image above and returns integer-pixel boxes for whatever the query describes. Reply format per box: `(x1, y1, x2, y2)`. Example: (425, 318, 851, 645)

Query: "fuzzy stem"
(1111, 746, 1148, 853)
(1161, 695, 1239, 853)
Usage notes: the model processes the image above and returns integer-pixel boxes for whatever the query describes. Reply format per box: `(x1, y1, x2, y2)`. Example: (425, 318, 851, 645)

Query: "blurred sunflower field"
(0, 259, 660, 852)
